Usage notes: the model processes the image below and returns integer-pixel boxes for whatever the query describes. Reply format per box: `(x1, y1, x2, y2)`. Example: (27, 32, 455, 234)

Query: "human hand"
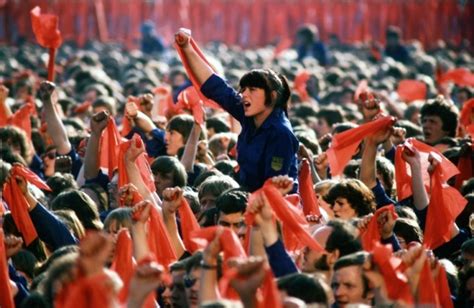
(175, 28, 191, 48)
(378, 209, 396, 240)
(391, 127, 406, 146)
(357, 214, 374, 233)
(162, 187, 183, 215)
(4, 235, 23, 258)
(118, 183, 140, 207)
(427, 153, 440, 175)
(229, 256, 266, 302)
(90, 111, 110, 134)
(247, 192, 274, 227)
(78, 231, 114, 276)
(202, 227, 222, 265)
(125, 99, 139, 119)
(401, 143, 421, 168)
(0, 84, 9, 102)
(128, 261, 164, 308)
(38, 81, 56, 102)
(270, 175, 294, 196)
(125, 136, 145, 162)
(132, 201, 152, 223)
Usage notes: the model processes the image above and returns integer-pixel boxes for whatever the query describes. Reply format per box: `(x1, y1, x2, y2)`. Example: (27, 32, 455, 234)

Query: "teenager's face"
(302, 226, 332, 273)
(421, 115, 447, 145)
(240, 86, 272, 120)
(217, 211, 246, 240)
(153, 172, 174, 198)
(331, 197, 357, 220)
(332, 265, 371, 307)
(316, 118, 331, 137)
(165, 129, 185, 156)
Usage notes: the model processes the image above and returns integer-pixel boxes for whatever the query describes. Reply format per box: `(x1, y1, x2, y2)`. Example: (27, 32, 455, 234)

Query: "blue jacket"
(201, 74, 299, 192)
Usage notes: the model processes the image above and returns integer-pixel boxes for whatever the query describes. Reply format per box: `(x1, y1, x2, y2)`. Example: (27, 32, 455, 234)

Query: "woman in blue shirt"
(175, 30, 299, 192)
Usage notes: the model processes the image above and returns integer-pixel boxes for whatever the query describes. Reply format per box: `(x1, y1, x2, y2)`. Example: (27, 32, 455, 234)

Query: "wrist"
(202, 255, 217, 266)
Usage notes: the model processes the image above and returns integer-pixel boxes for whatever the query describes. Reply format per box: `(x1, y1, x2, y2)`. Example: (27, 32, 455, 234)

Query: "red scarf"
(0, 230, 14, 308)
(361, 205, 398, 251)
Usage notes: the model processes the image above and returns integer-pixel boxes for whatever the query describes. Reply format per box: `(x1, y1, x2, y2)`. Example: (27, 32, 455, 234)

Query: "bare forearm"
(179, 45, 214, 86)
(181, 124, 201, 172)
(135, 112, 156, 134)
(125, 160, 153, 201)
(83, 134, 101, 179)
(411, 164, 429, 210)
(162, 212, 186, 258)
(131, 223, 149, 261)
(199, 259, 220, 303)
(43, 98, 71, 154)
(360, 141, 377, 189)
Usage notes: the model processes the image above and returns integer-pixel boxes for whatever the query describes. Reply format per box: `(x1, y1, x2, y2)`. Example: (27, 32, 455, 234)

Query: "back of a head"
(333, 251, 368, 272)
(51, 190, 102, 230)
(92, 95, 116, 115)
(278, 273, 328, 304)
(46, 173, 78, 199)
(198, 175, 240, 202)
(326, 219, 362, 257)
(215, 188, 249, 215)
(393, 218, 423, 245)
(206, 116, 230, 135)
(317, 106, 345, 127)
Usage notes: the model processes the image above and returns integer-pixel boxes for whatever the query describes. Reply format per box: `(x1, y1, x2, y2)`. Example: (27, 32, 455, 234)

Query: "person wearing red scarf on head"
(175, 29, 299, 193)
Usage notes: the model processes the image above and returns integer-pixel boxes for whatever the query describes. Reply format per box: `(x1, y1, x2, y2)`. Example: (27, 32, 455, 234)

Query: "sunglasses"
(42, 152, 56, 160)
(183, 275, 197, 288)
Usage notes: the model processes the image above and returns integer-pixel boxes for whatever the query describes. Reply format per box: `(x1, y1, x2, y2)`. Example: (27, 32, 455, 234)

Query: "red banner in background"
(0, 0, 472, 50)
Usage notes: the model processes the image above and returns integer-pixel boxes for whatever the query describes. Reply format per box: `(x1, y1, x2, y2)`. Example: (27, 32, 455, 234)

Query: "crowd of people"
(0, 22, 473, 308)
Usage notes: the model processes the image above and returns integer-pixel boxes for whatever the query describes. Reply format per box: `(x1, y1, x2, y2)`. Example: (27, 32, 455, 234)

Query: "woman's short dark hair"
(166, 114, 196, 143)
(239, 69, 291, 114)
(393, 218, 423, 244)
(324, 179, 376, 216)
(150, 156, 187, 187)
(277, 273, 328, 304)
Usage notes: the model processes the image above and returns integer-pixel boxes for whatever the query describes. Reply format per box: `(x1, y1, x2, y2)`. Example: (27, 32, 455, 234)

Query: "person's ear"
(326, 249, 340, 267)
(271, 90, 278, 103)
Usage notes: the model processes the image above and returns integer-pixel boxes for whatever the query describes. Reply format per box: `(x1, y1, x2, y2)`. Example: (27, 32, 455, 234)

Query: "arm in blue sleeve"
(9, 264, 29, 306)
(201, 74, 245, 122)
(67, 148, 83, 179)
(381, 234, 402, 252)
(29, 154, 45, 180)
(372, 180, 397, 209)
(264, 239, 298, 277)
(29, 203, 78, 251)
(85, 169, 110, 192)
(384, 146, 395, 164)
(433, 228, 471, 259)
(263, 126, 298, 180)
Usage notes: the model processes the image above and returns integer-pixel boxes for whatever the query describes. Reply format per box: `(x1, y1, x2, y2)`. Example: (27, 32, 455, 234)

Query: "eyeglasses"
(42, 151, 56, 160)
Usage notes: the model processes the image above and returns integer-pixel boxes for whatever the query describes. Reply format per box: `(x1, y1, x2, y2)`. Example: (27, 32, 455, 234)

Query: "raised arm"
(403, 147, 429, 210)
(360, 126, 392, 189)
(83, 111, 109, 180)
(125, 101, 157, 134)
(161, 187, 186, 259)
(0, 85, 12, 119)
(180, 122, 202, 172)
(38, 81, 71, 155)
(175, 29, 214, 86)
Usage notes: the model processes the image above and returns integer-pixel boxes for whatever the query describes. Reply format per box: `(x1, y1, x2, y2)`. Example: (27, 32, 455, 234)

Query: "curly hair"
(323, 179, 376, 216)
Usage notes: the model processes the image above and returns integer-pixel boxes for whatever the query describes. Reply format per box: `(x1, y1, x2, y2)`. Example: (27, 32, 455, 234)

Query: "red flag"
(8, 103, 33, 139)
(438, 68, 474, 87)
(293, 71, 310, 102)
(117, 134, 155, 193)
(435, 266, 454, 308)
(30, 6, 62, 48)
(424, 160, 467, 250)
(397, 80, 427, 102)
(99, 118, 122, 179)
(361, 205, 398, 251)
(177, 198, 201, 253)
(147, 206, 177, 269)
(73, 100, 92, 114)
(174, 31, 221, 110)
(111, 229, 135, 303)
(298, 159, 321, 216)
(455, 145, 473, 189)
(0, 230, 15, 308)
(371, 243, 413, 304)
(326, 116, 395, 176)
(460, 98, 474, 127)
(176, 86, 206, 124)
(417, 259, 440, 306)
(2, 165, 51, 245)
(394, 138, 459, 201)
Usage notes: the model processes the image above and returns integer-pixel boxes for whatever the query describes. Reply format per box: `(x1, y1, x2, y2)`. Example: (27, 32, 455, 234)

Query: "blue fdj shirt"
(201, 74, 299, 192)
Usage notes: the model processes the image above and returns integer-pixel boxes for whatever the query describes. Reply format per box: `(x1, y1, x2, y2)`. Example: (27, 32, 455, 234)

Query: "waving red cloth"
(30, 6, 62, 81)
(293, 71, 310, 102)
(438, 68, 474, 87)
(175, 31, 221, 110)
(397, 80, 427, 102)
(153, 86, 175, 118)
(417, 259, 440, 307)
(246, 180, 325, 253)
(177, 198, 200, 253)
(298, 159, 321, 216)
(8, 103, 33, 139)
(460, 98, 474, 127)
(424, 160, 467, 250)
(361, 205, 398, 251)
(176, 86, 206, 124)
(73, 100, 92, 114)
(435, 265, 454, 308)
(147, 206, 177, 269)
(99, 118, 122, 179)
(455, 144, 473, 189)
(111, 229, 135, 303)
(3, 165, 51, 245)
(371, 242, 413, 304)
(0, 230, 15, 308)
(327, 116, 395, 176)
(117, 134, 155, 192)
(394, 138, 459, 201)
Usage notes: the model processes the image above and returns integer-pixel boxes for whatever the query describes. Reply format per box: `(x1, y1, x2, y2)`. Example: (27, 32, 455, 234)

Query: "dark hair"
(46, 173, 78, 199)
(395, 120, 423, 138)
(0, 126, 29, 161)
(239, 69, 291, 114)
(277, 273, 328, 304)
(150, 156, 187, 187)
(51, 190, 102, 230)
(12, 249, 38, 279)
(456, 193, 474, 230)
(213, 160, 238, 180)
(53, 210, 86, 240)
(92, 96, 116, 115)
(325, 219, 362, 257)
(420, 95, 459, 138)
(376, 156, 395, 197)
(215, 188, 249, 215)
(206, 116, 230, 134)
(393, 218, 423, 244)
(167, 114, 196, 143)
(324, 179, 376, 217)
(198, 175, 240, 203)
(318, 106, 345, 127)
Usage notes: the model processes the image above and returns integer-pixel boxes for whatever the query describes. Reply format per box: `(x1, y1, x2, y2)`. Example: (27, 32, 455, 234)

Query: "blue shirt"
(201, 74, 299, 192)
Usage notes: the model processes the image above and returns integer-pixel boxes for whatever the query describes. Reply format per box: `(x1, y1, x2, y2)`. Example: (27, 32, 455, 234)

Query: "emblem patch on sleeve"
(271, 157, 284, 171)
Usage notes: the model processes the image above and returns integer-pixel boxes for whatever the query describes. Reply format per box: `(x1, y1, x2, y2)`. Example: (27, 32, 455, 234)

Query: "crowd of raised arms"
(0, 23, 474, 308)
